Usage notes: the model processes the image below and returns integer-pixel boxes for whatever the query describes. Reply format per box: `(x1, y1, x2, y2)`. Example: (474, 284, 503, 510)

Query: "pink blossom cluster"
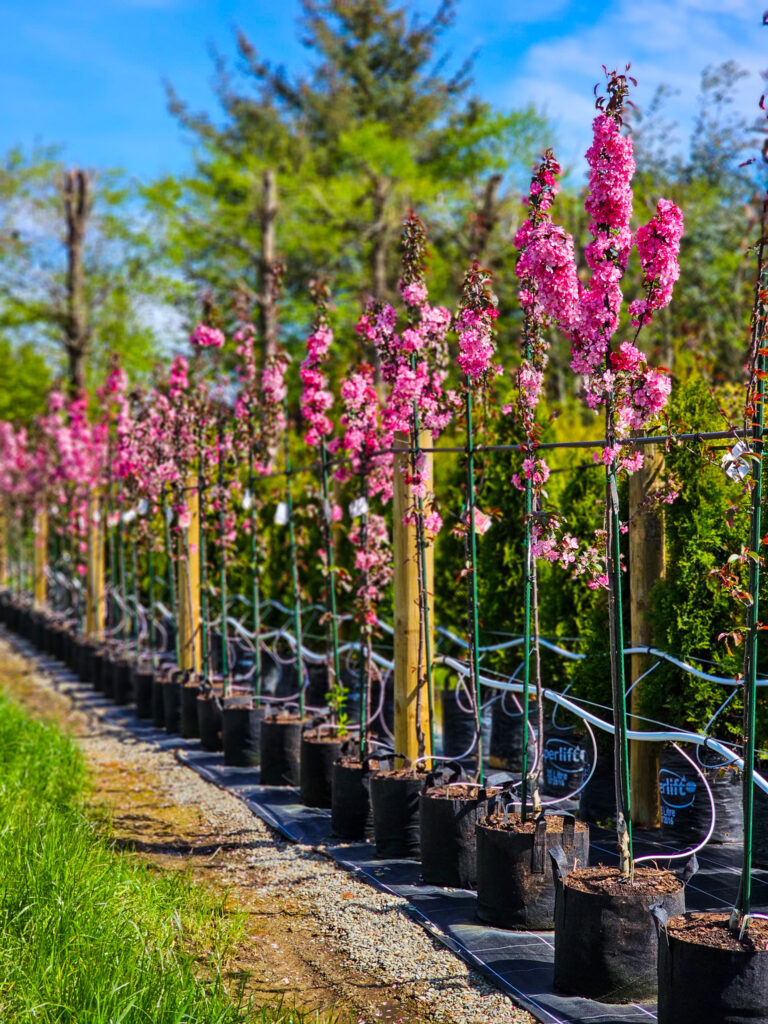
(456, 305, 501, 383)
(190, 322, 225, 348)
(628, 198, 684, 326)
(337, 364, 393, 501)
(348, 512, 393, 626)
(300, 314, 334, 449)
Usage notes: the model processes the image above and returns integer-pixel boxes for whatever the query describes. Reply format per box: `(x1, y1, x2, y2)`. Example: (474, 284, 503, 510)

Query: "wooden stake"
(177, 479, 201, 673)
(629, 441, 664, 828)
(33, 507, 48, 609)
(85, 494, 104, 639)
(393, 431, 433, 766)
(0, 505, 8, 588)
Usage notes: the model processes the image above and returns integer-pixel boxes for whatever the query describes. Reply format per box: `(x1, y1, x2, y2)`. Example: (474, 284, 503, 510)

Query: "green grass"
(0, 693, 342, 1024)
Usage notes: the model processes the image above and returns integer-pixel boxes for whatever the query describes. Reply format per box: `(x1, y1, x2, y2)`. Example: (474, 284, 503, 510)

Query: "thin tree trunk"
(260, 168, 278, 358)
(63, 168, 92, 396)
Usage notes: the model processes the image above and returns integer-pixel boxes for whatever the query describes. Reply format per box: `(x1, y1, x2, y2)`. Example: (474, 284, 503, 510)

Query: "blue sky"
(1, 0, 766, 183)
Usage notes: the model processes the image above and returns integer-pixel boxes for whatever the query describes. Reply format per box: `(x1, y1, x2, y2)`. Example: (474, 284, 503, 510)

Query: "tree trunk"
(260, 168, 278, 359)
(63, 168, 92, 396)
(470, 173, 503, 264)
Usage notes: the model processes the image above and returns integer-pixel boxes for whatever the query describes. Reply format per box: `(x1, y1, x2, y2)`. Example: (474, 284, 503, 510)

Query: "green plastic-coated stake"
(358, 471, 370, 759)
(147, 531, 156, 670)
(520, 472, 533, 821)
(247, 438, 263, 704)
(197, 459, 209, 682)
(320, 439, 342, 701)
(606, 399, 633, 874)
(161, 488, 180, 668)
(465, 380, 484, 784)
(410, 352, 436, 762)
(739, 226, 768, 921)
(117, 519, 128, 647)
(130, 530, 139, 652)
(283, 399, 305, 718)
(217, 420, 229, 693)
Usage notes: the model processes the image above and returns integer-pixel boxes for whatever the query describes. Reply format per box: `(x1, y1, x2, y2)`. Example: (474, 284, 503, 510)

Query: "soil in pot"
(113, 658, 135, 705)
(133, 664, 154, 719)
(476, 811, 589, 927)
(331, 756, 377, 840)
(370, 769, 428, 859)
(162, 676, 182, 733)
(181, 681, 201, 738)
(553, 863, 686, 1003)
(197, 690, 223, 751)
(222, 695, 263, 767)
(420, 783, 499, 889)
(299, 730, 344, 808)
(660, 747, 743, 845)
(657, 912, 768, 1024)
(489, 697, 537, 771)
(439, 686, 492, 761)
(260, 714, 305, 786)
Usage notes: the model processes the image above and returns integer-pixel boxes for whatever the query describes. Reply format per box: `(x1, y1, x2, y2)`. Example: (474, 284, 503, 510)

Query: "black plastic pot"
(197, 691, 222, 751)
(260, 716, 303, 786)
(222, 697, 263, 767)
(440, 686, 492, 761)
(151, 673, 166, 727)
(133, 666, 154, 719)
(162, 677, 182, 733)
(552, 858, 686, 1003)
(331, 758, 373, 840)
(370, 770, 427, 859)
(489, 696, 536, 771)
(300, 731, 343, 807)
(656, 912, 768, 1024)
(476, 812, 589, 928)
(660, 747, 743, 845)
(114, 659, 134, 705)
(420, 784, 495, 889)
(181, 682, 201, 738)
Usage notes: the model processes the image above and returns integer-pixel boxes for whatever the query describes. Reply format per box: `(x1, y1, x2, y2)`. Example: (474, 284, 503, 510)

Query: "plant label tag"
(137, 499, 149, 516)
(274, 501, 289, 526)
(721, 442, 751, 482)
(242, 489, 253, 512)
(122, 508, 136, 525)
(349, 496, 369, 518)
(323, 498, 332, 523)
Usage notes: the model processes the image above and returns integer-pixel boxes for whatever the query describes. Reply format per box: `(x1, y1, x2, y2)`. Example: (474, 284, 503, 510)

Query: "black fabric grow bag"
(552, 856, 686, 1003)
(299, 732, 343, 808)
(660, 747, 743, 845)
(101, 654, 117, 700)
(657, 912, 768, 1024)
(113, 659, 134, 705)
(420, 782, 495, 889)
(440, 686, 492, 761)
(542, 722, 588, 798)
(489, 697, 536, 771)
(161, 677, 182, 733)
(476, 812, 588, 928)
(133, 666, 154, 719)
(331, 757, 373, 840)
(578, 750, 617, 825)
(197, 691, 222, 751)
(754, 761, 768, 868)
(222, 697, 263, 767)
(90, 650, 106, 693)
(181, 682, 201, 738)
(260, 717, 303, 786)
(370, 770, 427, 859)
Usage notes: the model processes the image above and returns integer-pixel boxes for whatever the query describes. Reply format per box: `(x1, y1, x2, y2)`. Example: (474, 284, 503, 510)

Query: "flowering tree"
(514, 67, 683, 873)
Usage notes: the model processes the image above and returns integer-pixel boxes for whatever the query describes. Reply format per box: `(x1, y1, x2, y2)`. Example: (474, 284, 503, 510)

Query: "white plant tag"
(323, 498, 333, 523)
(137, 498, 149, 516)
(242, 489, 253, 512)
(722, 441, 751, 482)
(122, 508, 136, 525)
(274, 501, 289, 526)
(349, 496, 369, 519)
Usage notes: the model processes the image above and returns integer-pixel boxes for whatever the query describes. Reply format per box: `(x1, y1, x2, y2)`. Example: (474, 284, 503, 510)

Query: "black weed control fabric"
(11, 635, 768, 1024)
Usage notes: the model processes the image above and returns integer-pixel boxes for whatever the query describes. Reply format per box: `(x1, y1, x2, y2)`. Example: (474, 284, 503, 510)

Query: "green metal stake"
(520, 469, 534, 820)
(606, 400, 633, 875)
(283, 399, 305, 718)
(198, 463, 209, 682)
(162, 488, 180, 668)
(358, 472, 370, 759)
(118, 519, 128, 649)
(410, 353, 436, 762)
(217, 421, 229, 695)
(130, 528, 140, 654)
(320, 439, 342, 698)
(247, 442, 263, 704)
(465, 381, 485, 785)
(147, 530, 156, 670)
(738, 231, 768, 923)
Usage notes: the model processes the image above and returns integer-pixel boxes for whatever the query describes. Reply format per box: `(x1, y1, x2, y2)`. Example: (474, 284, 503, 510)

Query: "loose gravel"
(0, 632, 536, 1024)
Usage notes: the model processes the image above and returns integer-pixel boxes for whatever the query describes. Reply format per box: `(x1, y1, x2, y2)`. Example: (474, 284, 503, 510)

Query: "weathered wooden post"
(629, 441, 664, 828)
(176, 479, 201, 673)
(0, 505, 8, 589)
(33, 506, 48, 609)
(393, 431, 434, 765)
(86, 494, 105, 639)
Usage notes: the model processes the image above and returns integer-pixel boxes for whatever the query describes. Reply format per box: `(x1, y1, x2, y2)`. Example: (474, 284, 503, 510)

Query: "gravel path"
(0, 631, 535, 1024)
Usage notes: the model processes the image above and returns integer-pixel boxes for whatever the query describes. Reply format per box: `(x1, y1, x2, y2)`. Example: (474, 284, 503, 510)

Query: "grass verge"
(0, 691, 341, 1023)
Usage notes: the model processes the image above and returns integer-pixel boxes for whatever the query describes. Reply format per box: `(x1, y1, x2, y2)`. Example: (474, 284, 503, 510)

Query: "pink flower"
(190, 323, 225, 348)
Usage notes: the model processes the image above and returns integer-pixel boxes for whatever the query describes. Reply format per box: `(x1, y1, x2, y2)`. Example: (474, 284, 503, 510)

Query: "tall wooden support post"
(393, 431, 434, 765)
(629, 442, 664, 828)
(177, 480, 201, 673)
(86, 495, 105, 639)
(33, 507, 48, 609)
